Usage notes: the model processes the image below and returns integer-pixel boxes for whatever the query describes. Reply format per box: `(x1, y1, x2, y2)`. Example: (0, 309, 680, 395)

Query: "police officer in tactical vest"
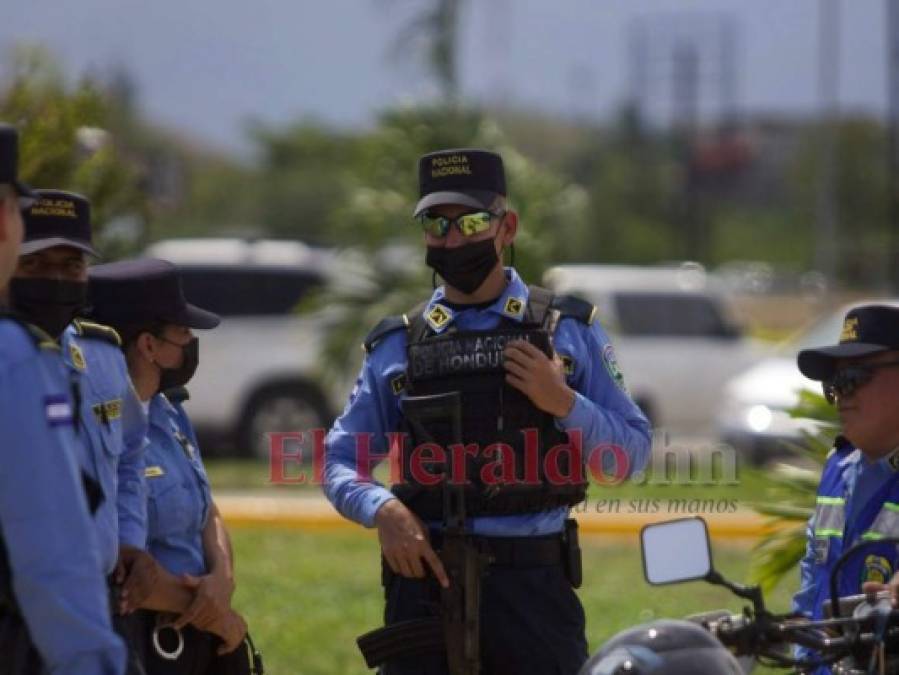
(324, 148, 652, 675)
(0, 125, 126, 673)
(8, 190, 150, 674)
(792, 304, 899, 673)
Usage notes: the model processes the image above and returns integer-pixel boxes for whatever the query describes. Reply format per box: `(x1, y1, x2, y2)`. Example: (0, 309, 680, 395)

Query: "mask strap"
(431, 270, 438, 289)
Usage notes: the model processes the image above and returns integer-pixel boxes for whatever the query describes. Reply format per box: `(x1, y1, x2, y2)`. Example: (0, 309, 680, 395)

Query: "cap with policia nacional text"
(0, 124, 37, 206)
(798, 304, 899, 381)
(413, 148, 506, 217)
(88, 258, 220, 330)
(21, 190, 98, 257)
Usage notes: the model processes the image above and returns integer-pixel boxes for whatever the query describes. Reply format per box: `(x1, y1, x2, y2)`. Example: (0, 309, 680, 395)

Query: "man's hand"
(375, 499, 449, 588)
(863, 571, 899, 607)
(201, 609, 248, 655)
(172, 572, 234, 630)
(116, 546, 161, 614)
(503, 340, 575, 418)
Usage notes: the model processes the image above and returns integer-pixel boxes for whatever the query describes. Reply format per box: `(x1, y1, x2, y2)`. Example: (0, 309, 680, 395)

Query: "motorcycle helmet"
(579, 619, 743, 675)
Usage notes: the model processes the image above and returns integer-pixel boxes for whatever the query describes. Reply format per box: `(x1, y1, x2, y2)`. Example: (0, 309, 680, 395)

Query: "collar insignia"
(426, 304, 452, 331)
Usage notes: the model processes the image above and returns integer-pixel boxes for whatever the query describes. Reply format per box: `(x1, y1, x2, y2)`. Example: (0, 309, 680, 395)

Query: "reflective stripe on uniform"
(861, 501, 899, 541)
(814, 496, 846, 538)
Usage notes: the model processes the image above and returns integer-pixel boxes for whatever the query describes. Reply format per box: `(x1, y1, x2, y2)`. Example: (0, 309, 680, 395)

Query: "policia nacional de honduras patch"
(602, 344, 628, 393)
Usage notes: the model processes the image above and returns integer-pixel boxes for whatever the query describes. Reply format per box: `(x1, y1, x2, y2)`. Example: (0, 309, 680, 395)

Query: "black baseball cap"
(21, 189, 98, 256)
(0, 124, 37, 206)
(88, 258, 220, 329)
(798, 304, 899, 381)
(413, 148, 506, 217)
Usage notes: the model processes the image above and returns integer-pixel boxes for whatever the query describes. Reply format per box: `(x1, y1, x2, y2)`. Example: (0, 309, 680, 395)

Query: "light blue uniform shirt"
(62, 323, 148, 574)
(324, 268, 653, 535)
(144, 394, 211, 577)
(0, 316, 125, 674)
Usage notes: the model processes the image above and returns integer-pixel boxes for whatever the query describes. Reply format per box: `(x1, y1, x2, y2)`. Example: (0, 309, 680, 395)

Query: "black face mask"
(158, 337, 200, 393)
(426, 236, 500, 295)
(9, 278, 88, 338)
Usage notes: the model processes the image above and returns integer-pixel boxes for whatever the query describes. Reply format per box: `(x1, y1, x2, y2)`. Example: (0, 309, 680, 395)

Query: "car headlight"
(746, 404, 774, 433)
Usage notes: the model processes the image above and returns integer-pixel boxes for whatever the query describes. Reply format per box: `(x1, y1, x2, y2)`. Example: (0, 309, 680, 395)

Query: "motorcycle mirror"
(641, 517, 713, 585)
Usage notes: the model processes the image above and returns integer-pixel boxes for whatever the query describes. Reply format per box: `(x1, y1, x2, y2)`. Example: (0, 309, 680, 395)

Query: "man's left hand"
(503, 340, 575, 418)
(173, 572, 234, 630)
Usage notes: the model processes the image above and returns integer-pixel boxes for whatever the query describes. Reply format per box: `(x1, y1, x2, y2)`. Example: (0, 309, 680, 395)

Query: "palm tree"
(748, 391, 840, 594)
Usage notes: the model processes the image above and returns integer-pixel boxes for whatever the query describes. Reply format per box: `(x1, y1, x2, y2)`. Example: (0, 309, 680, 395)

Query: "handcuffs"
(152, 620, 185, 661)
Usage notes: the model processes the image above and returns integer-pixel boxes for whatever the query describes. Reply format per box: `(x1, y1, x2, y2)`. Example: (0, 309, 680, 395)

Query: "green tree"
(1, 46, 146, 252)
(749, 391, 839, 594)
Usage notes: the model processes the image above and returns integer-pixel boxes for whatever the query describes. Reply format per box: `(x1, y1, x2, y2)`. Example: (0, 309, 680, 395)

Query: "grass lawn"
(230, 527, 795, 675)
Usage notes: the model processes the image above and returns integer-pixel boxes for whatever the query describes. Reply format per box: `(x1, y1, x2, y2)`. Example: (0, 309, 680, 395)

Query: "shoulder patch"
(550, 294, 596, 325)
(73, 318, 122, 347)
(363, 315, 408, 353)
(602, 344, 628, 393)
(69, 342, 87, 371)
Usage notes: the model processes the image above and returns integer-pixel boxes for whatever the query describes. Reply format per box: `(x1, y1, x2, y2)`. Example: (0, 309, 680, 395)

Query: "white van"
(143, 238, 344, 458)
(543, 263, 761, 434)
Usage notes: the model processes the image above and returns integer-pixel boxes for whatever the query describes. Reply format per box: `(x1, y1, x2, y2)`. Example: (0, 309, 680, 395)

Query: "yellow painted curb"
(217, 495, 788, 540)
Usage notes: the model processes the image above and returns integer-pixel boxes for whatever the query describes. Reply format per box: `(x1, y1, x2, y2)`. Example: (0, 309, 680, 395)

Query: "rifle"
(357, 391, 491, 674)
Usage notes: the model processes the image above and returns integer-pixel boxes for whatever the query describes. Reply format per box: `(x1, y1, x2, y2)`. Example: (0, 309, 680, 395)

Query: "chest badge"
(145, 465, 165, 478)
(861, 554, 892, 585)
(69, 342, 86, 371)
(426, 304, 452, 331)
(175, 431, 196, 459)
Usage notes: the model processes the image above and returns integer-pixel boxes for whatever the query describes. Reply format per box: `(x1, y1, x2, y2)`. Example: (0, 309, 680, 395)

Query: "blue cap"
(88, 258, 220, 329)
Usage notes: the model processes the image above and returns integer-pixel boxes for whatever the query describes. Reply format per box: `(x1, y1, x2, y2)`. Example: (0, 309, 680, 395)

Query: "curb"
(216, 495, 787, 540)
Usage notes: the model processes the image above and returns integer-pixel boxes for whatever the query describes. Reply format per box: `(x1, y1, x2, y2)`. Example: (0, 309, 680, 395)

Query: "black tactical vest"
(366, 286, 592, 519)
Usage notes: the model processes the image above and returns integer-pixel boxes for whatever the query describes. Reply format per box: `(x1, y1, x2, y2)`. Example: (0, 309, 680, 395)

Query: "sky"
(0, 0, 887, 155)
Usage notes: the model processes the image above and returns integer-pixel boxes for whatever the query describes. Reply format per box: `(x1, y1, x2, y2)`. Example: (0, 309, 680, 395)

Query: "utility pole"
(887, 0, 899, 292)
(814, 0, 839, 290)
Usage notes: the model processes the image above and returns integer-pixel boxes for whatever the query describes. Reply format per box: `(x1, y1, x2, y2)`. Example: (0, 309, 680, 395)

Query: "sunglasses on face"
(822, 360, 899, 404)
(417, 210, 503, 238)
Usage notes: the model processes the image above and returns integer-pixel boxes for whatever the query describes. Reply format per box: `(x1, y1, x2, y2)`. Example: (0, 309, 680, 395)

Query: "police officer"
(792, 304, 899, 673)
(0, 124, 125, 673)
(88, 258, 259, 675)
(325, 148, 652, 674)
(8, 190, 150, 671)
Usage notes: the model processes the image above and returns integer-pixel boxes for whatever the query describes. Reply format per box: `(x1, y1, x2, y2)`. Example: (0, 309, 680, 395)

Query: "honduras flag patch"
(44, 394, 74, 427)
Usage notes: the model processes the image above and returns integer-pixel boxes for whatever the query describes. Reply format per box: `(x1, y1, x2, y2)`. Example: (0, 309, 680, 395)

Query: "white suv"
(143, 238, 344, 458)
(543, 263, 762, 435)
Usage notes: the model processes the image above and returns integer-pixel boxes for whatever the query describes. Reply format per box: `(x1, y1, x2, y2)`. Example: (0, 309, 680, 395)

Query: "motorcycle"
(592, 517, 899, 674)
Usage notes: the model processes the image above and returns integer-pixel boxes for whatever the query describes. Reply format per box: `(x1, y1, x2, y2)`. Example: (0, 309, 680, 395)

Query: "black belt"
(429, 532, 563, 568)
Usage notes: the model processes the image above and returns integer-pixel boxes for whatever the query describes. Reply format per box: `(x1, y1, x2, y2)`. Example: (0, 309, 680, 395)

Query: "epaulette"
(163, 386, 190, 404)
(0, 309, 59, 351)
(72, 318, 122, 347)
(550, 294, 596, 325)
(362, 315, 409, 354)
